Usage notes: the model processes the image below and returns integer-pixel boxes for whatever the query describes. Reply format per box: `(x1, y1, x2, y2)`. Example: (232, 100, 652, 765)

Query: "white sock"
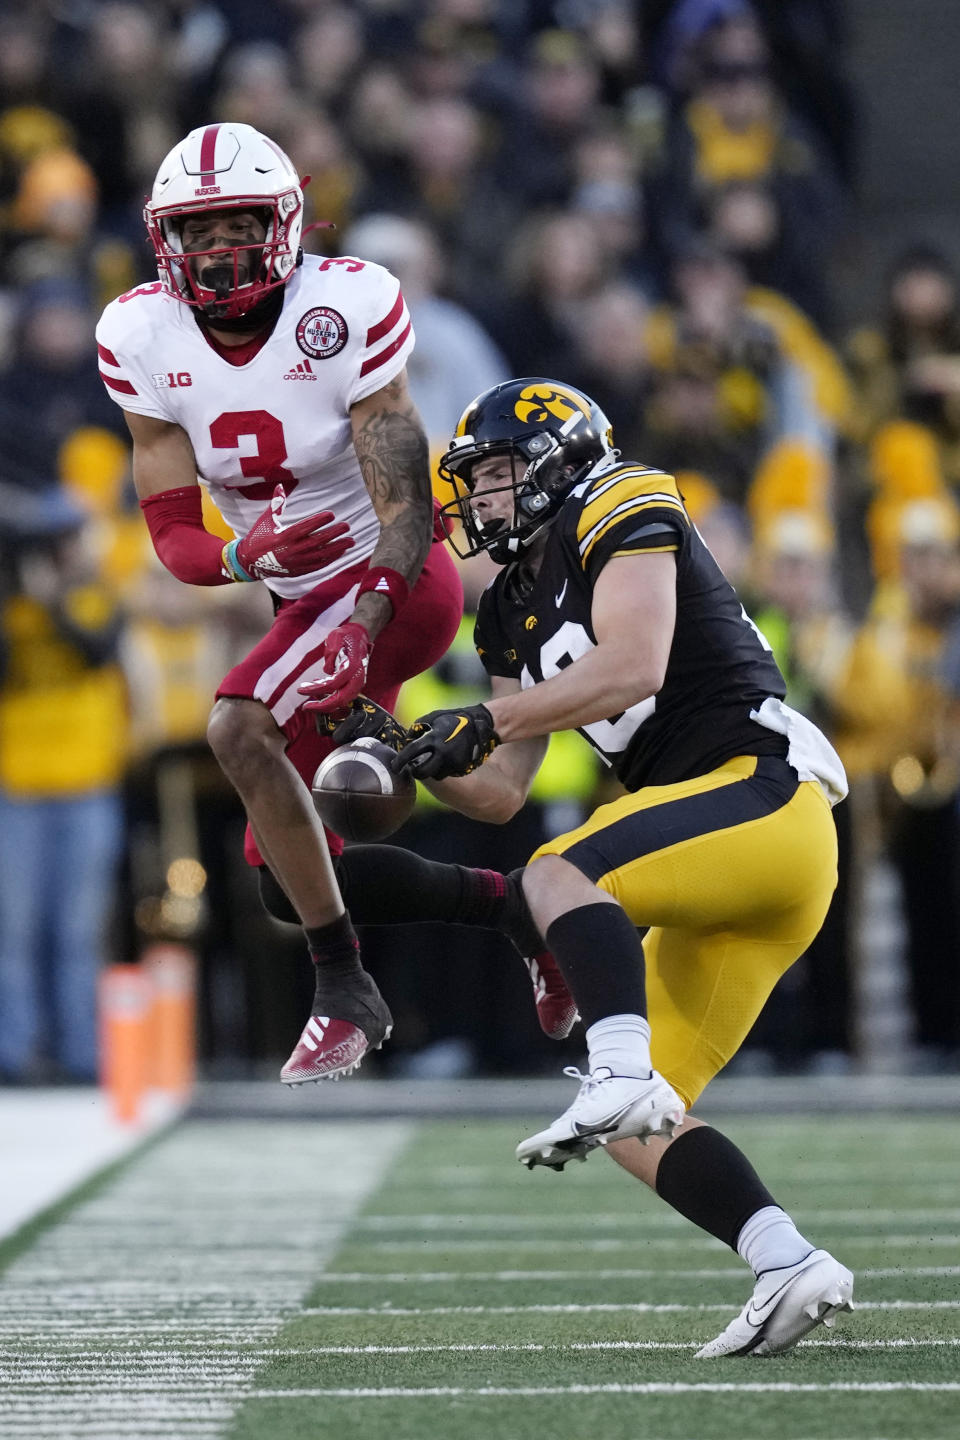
(737, 1205, 815, 1276)
(586, 1014, 652, 1078)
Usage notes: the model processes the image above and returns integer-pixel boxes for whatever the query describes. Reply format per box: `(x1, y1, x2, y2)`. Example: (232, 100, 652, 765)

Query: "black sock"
(259, 854, 458, 928)
(655, 1125, 778, 1251)
(336, 845, 491, 923)
(335, 848, 542, 952)
(260, 853, 542, 952)
(303, 913, 363, 986)
(446, 865, 541, 954)
(544, 903, 646, 1029)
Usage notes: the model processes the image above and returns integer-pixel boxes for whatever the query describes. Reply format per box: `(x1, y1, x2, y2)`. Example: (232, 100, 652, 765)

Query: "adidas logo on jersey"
(284, 359, 318, 381)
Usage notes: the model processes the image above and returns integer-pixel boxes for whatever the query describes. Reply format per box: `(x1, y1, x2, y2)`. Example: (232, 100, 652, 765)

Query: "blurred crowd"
(2, 0, 960, 1085)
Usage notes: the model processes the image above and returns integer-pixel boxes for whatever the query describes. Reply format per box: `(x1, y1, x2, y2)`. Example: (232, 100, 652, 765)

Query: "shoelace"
(561, 1065, 613, 1099)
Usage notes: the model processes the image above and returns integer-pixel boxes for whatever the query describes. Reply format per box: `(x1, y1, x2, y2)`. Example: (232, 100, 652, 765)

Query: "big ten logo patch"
(153, 372, 192, 388)
(296, 307, 348, 360)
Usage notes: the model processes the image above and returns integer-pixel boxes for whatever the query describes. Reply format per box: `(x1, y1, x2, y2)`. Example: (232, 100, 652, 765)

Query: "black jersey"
(474, 461, 788, 790)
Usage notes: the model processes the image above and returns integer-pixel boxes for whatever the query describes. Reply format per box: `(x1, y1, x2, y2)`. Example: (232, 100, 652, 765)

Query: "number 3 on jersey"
(209, 411, 298, 501)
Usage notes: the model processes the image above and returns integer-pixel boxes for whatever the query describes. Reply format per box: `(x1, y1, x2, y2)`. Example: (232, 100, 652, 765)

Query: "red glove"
(222, 485, 353, 582)
(432, 496, 454, 542)
(298, 621, 373, 713)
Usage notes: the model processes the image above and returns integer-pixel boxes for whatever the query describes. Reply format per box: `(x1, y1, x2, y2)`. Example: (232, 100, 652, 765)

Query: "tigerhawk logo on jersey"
(513, 383, 592, 428)
(296, 307, 348, 359)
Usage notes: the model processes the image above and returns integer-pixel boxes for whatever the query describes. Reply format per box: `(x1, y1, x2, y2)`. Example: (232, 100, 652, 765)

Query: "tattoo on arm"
(353, 400, 433, 580)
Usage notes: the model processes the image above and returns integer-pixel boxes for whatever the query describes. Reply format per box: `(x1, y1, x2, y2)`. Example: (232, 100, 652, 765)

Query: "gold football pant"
(532, 754, 838, 1107)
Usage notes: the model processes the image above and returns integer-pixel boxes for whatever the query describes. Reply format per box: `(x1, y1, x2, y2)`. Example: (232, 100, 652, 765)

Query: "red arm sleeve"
(140, 486, 232, 586)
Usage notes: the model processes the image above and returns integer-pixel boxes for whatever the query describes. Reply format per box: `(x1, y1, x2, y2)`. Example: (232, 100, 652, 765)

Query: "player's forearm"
(140, 486, 232, 586)
(487, 645, 660, 743)
(417, 734, 544, 822)
(351, 502, 433, 638)
(127, 417, 229, 585)
(351, 388, 434, 638)
(420, 762, 527, 824)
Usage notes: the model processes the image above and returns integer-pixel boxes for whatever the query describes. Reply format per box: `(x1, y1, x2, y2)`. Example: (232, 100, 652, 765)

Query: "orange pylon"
(142, 943, 197, 1097)
(98, 966, 152, 1123)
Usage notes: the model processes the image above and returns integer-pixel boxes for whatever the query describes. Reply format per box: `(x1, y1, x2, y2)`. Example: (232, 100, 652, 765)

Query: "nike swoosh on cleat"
(571, 1100, 639, 1137)
(744, 1270, 809, 1328)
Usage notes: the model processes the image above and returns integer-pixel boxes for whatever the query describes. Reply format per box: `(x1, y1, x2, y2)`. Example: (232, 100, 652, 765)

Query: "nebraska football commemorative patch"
(296, 307, 349, 359)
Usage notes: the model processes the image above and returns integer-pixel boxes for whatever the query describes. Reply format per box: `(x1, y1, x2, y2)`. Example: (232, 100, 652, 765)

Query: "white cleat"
(516, 1066, 685, 1171)
(695, 1248, 854, 1358)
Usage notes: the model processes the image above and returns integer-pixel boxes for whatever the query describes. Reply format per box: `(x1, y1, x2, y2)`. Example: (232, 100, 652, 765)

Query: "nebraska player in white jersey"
(97, 122, 462, 1084)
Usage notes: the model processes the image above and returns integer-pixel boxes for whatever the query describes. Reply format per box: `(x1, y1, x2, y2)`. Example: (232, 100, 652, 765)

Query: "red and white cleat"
(281, 1016, 369, 1084)
(523, 951, 580, 1040)
(280, 978, 393, 1085)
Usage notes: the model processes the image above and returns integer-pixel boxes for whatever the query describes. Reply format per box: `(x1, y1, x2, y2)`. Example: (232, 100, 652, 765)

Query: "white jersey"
(95, 254, 414, 599)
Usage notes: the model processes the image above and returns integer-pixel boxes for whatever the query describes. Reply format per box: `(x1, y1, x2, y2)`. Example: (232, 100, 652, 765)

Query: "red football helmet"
(144, 122, 304, 321)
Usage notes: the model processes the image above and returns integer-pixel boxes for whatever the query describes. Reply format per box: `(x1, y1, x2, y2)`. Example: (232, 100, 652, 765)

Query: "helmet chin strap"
(486, 512, 555, 567)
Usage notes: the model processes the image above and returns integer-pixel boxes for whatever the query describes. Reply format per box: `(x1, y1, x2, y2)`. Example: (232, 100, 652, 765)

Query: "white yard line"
(289, 1337, 960, 1354)
(188, 1382, 960, 1398)
(415, 1154, 960, 1179)
(314, 1234, 960, 1259)
(0, 1429, 225, 1438)
(330, 1233, 960, 1254)
(349, 1205, 960, 1231)
(300, 1299, 960, 1316)
(301, 1264, 960, 1284)
(3, 1380, 959, 1411)
(0, 1119, 410, 1440)
(13, 1338, 958, 1370)
(5, 1337, 959, 1374)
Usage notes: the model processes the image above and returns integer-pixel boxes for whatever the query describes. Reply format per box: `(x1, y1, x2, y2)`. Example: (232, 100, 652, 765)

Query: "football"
(311, 737, 417, 842)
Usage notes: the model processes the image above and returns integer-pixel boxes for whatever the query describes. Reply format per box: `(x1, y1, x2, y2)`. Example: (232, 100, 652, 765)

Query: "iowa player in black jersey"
(390, 378, 854, 1356)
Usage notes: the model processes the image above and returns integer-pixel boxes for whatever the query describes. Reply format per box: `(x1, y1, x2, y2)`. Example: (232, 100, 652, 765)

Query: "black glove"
(313, 695, 406, 752)
(394, 704, 500, 779)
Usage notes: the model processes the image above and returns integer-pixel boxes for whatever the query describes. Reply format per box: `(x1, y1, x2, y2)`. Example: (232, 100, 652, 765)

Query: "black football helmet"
(438, 379, 615, 564)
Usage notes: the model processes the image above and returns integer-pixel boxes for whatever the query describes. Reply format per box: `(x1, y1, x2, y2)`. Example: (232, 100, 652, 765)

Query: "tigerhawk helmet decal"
(437, 379, 615, 563)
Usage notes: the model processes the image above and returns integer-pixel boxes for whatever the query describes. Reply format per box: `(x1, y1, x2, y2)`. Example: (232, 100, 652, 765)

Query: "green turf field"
(1, 1110, 959, 1439)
